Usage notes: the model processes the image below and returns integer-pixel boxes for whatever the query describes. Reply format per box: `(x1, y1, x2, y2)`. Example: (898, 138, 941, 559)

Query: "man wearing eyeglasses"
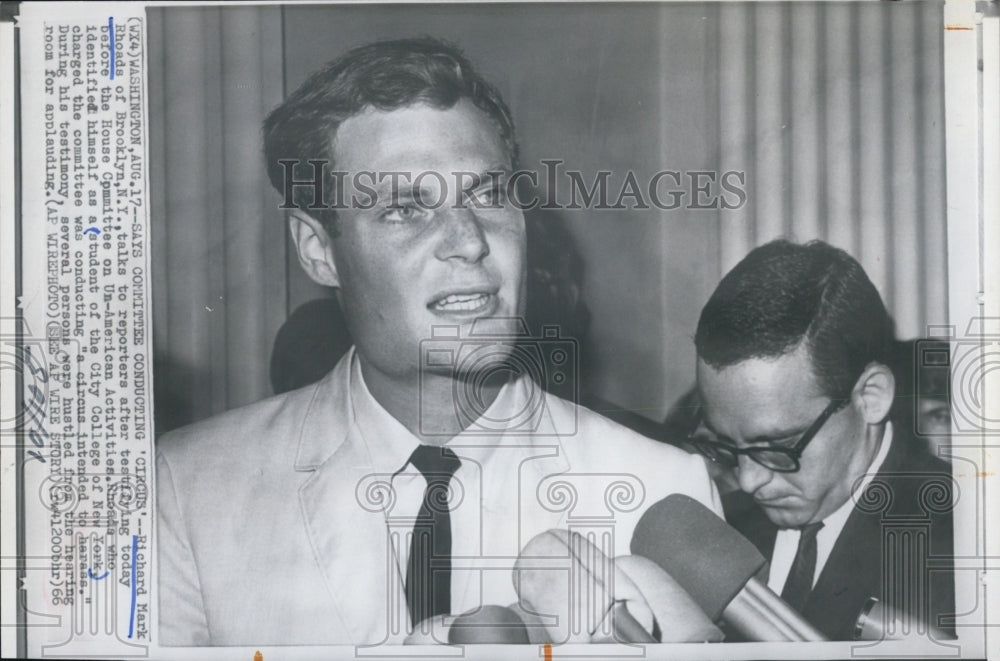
(689, 239, 954, 641)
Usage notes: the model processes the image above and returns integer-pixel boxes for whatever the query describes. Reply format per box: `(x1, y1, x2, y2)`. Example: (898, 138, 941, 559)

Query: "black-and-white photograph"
(146, 2, 970, 650)
(144, 0, 972, 650)
(8, 1, 995, 658)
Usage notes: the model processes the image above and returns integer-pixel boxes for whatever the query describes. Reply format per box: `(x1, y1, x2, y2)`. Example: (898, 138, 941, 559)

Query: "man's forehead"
(331, 100, 510, 173)
(695, 350, 826, 429)
(696, 352, 804, 394)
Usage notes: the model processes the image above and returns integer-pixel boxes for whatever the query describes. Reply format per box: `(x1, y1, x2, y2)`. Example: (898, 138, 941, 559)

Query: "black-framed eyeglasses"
(686, 397, 850, 473)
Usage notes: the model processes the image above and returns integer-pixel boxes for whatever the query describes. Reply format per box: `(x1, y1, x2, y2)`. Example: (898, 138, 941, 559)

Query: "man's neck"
(814, 421, 887, 523)
(358, 356, 504, 446)
(851, 421, 887, 484)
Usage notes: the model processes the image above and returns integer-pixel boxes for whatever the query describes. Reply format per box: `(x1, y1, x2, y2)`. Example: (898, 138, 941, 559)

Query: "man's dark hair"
(694, 239, 894, 399)
(262, 37, 517, 230)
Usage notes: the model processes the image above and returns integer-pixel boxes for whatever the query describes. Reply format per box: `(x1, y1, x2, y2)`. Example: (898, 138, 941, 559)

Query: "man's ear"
(852, 362, 896, 424)
(288, 210, 340, 288)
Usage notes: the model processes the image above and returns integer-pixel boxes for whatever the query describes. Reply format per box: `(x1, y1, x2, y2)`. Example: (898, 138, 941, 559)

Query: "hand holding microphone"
(405, 606, 531, 645)
(512, 528, 644, 643)
(512, 528, 721, 643)
(410, 492, 820, 645)
(404, 523, 667, 647)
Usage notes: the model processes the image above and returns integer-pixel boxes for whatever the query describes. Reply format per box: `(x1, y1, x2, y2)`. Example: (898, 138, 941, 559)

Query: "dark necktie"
(405, 445, 462, 626)
(780, 521, 824, 613)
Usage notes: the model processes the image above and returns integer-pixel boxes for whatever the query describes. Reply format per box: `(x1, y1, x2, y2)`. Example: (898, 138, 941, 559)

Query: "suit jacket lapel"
(806, 503, 882, 638)
(805, 430, 915, 639)
(294, 368, 576, 637)
(294, 350, 398, 644)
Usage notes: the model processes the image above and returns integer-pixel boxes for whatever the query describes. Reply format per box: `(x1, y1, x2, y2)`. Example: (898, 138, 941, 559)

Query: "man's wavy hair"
(694, 239, 894, 400)
(263, 37, 517, 232)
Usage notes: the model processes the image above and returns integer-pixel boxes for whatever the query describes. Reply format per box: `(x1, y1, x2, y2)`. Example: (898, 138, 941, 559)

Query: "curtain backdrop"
(716, 1, 947, 339)
(148, 7, 286, 431)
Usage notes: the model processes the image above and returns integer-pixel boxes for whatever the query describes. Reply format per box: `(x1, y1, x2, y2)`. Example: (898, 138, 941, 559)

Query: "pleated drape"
(716, 1, 947, 339)
(148, 7, 285, 432)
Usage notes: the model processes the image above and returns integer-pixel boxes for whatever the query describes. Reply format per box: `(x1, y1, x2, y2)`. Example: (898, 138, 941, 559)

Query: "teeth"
(434, 293, 490, 311)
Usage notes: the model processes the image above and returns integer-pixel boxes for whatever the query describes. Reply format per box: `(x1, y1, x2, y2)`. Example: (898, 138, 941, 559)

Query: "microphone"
(405, 606, 530, 645)
(448, 605, 531, 644)
(512, 528, 656, 643)
(630, 494, 827, 642)
(854, 597, 950, 641)
(506, 601, 560, 644)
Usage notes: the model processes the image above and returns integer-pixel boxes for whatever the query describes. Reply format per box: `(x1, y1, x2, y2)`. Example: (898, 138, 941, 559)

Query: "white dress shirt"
(766, 423, 894, 594)
(348, 352, 568, 618)
(158, 346, 722, 644)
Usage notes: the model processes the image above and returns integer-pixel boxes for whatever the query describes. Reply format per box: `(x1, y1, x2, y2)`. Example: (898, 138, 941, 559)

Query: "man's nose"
(435, 207, 490, 263)
(736, 454, 773, 494)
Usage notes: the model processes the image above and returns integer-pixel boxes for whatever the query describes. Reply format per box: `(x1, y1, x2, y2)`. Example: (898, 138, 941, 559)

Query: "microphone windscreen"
(630, 493, 767, 620)
(448, 605, 530, 644)
(506, 602, 557, 644)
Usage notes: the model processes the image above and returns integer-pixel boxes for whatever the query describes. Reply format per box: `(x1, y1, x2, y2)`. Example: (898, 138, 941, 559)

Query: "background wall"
(148, 7, 287, 432)
(149, 2, 948, 433)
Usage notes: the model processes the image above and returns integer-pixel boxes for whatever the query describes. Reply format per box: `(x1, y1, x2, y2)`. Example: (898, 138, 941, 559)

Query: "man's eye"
(381, 204, 429, 223)
(470, 183, 506, 208)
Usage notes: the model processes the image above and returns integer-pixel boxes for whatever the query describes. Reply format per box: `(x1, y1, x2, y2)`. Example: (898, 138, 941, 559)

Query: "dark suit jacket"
(722, 428, 954, 640)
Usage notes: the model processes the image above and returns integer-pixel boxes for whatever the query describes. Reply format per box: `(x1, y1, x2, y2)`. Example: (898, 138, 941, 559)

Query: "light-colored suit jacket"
(157, 352, 721, 646)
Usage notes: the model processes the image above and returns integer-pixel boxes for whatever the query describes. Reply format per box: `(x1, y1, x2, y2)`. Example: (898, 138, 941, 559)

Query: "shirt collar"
(348, 350, 421, 476)
(819, 421, 894, 538)
(348, 350, 535, 474)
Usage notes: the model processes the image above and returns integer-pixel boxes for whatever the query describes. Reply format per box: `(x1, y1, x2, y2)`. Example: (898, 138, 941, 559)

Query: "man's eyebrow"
(369, 174, 424, 199)
(368, 183, 439, 210)
(744, 426, 809, 446)
(385, 187, 421, 202)
(459, 164, 513, 188)
(702, 417, 805, 446)
(370, 165, 512, 200)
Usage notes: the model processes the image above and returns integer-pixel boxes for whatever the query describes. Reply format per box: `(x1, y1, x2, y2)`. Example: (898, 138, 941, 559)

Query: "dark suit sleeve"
(157, 449, 211, 645)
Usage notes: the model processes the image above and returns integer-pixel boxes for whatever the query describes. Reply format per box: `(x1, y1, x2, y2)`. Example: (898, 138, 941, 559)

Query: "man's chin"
(452, 346, 518, 383)
(465, 313, 527, 338)
(758, 499, 812, 528)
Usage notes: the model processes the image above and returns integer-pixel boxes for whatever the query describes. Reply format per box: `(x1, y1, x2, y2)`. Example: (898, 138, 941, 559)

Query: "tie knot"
(799, 521, 824, 541)
(409, 445, 461, 480)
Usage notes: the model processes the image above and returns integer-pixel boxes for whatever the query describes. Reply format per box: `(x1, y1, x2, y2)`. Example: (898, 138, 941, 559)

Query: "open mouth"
(429, 292, 495, 313)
